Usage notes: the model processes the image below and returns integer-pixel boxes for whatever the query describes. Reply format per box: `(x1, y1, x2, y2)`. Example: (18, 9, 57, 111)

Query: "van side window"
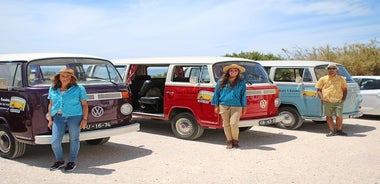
(173, 65, 210, 83)
(302, 68, 313, 82)
(274, 68, 306, 83)
(0, 63, 21, 88)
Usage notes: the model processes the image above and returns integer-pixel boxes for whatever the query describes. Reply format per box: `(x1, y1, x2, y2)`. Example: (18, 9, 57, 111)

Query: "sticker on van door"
(9, 96, 26, 113)
(0, 96, 26, 113)
(197, 90, 213, 104)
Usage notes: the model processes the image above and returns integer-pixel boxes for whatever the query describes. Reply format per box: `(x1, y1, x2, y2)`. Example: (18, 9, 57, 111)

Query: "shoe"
(232, 140, 240, 148)
(326, 131, 335, 137)
(64, 162, 76, 172)
(50, 161, 65, 171)
(336, 130, 347, 136)
(226, 140, 233, 149)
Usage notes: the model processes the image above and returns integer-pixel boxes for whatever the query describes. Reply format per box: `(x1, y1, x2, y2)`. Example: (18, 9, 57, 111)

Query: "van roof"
(0, 53, 103, 62)
(257, 60, 340, 67)
(112, 57, 253, 65)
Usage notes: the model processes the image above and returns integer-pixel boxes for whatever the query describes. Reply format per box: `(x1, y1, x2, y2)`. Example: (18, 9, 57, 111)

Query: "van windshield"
(314, 65, 355, 82)
(213, 61, 270, 84)
(27, 58, 122, 86)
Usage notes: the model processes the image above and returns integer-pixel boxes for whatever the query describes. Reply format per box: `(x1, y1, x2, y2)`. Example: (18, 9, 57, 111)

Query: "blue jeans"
(51, 115, 82, 162)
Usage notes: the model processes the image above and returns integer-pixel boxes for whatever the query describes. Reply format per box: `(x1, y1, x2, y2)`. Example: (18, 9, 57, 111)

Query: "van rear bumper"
(34, 123, 140, 144)
(239, 114, 287, 127)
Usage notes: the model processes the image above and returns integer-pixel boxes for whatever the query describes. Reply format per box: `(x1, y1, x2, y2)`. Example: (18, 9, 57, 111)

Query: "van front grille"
(87, 92, 122, 101)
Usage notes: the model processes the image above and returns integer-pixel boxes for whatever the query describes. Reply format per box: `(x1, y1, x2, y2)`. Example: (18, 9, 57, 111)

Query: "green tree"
(281, 39, 380, 75)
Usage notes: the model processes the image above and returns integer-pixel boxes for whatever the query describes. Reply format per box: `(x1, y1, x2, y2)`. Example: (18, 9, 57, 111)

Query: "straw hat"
(58, 68, 77, 80)
(223, 64, 246, 73)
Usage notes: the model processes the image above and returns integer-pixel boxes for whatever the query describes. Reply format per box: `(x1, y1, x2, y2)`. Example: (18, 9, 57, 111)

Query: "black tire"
(239, 126, 252, 132)
(276, 107, 304, 129)
(0, 124, 26, 159)
(171, 112, 204, 140)
(85, 137, 110, 145)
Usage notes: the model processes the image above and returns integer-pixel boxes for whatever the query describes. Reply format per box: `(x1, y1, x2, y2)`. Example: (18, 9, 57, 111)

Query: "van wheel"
(0, 124, 26, 159)
(85, 137, 110, 145)
(171, 112, 204, 140)
(276, 107, 303, 129)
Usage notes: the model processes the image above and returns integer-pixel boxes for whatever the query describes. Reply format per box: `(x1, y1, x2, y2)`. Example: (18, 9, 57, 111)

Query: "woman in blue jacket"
(212, 64, 247, 149)
(47, 68, 88, 172)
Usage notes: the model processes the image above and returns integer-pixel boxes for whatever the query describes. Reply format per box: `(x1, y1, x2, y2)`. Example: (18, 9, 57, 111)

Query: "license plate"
(84, 122, 112, 130)
(259, 118, 275, 126)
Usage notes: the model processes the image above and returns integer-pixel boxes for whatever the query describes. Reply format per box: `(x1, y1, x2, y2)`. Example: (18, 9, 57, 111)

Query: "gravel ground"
(1, 116, 379, 184)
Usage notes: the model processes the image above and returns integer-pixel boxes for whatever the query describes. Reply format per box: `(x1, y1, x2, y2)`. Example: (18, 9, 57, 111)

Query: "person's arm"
(342, 88, 347, 102)
(317, 88, 325, 102)
(47, 100, 53, 130)
(212, 81, 221, 114)
(80, 100, 88, 129)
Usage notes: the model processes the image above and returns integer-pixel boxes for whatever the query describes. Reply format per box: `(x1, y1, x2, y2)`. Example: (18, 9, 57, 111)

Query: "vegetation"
(225, 39, 380, 75)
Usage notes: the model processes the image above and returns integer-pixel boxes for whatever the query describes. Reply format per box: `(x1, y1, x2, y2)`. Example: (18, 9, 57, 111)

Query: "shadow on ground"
(132, 118, 297, 151)
(12, 142, 152, 175)
(296, 119, 376, 137)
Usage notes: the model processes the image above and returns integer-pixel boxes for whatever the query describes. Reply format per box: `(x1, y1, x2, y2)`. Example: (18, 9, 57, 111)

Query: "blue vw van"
(259, 60, 362, 129)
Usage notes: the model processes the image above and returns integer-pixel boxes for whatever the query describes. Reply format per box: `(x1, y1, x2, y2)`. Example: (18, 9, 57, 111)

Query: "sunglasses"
(327, 68, 337, 70)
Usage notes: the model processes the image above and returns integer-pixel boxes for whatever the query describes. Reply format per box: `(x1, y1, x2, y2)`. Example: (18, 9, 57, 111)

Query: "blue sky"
(1, 0, 379, 59)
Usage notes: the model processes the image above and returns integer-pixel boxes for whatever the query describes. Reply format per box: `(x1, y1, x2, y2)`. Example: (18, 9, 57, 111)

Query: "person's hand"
(47, 120, 53, 130)
(214, 106, 220, 114)
(242, 107, 247, 115)
(80, 119, 88, 129)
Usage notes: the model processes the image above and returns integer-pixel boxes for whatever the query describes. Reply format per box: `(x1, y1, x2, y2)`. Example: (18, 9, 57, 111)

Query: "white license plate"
(259, 118, 275, 126)
(84, 122, 112, 130)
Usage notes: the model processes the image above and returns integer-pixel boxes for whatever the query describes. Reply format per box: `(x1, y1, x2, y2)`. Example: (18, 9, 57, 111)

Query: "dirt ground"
(1, 116, 379, 184)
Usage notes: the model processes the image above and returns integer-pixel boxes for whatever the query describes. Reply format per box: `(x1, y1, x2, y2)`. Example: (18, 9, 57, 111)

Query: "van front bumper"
(238, 114, 287, 127)
(34, 123, 140, 144)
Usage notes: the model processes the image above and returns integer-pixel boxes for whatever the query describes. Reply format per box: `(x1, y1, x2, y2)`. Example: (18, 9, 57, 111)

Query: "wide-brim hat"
(58, 68, 77, 80)
(223, 64, 246, 73)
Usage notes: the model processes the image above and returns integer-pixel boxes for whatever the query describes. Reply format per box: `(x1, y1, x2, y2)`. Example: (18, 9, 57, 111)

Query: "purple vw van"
(0, 53, 139, 159)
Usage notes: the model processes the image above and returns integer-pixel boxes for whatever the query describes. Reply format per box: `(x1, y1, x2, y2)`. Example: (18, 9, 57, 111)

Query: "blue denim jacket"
(211, 80, 247, 107)
(48, 85, 88, 117)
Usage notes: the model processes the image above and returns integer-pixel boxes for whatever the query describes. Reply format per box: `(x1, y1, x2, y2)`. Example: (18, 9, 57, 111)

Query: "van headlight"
(120, 103, 133, 115)
(274, 98, 281, 107)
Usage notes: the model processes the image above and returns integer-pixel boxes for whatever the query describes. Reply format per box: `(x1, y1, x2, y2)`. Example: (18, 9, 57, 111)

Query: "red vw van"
(0, 53, 139, 159)
(113, 57, 285, 140)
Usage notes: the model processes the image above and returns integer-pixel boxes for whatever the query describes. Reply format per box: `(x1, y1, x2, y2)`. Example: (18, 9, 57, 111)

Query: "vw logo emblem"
(91, 106, 104, 117)
(259, 100, 267, 109)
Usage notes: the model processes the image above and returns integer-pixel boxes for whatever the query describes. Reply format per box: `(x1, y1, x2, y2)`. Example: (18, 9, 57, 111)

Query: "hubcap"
(0, 131, 11, 153)
(176, 118, 193, 136)
(280, 112, 294, 126)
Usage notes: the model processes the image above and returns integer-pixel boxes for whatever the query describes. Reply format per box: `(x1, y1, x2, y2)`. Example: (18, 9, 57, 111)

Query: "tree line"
(225, 39, 380, 75)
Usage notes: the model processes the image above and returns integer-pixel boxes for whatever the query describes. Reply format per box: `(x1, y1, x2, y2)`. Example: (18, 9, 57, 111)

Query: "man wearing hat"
(47, 68, 88, 171)
(212, 64, 247, 149)
(315, 63, 348, 136)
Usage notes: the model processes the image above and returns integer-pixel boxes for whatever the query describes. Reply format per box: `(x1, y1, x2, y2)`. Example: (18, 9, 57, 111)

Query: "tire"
(0, 124, 26, 159)
(171, 112, 204, 140)
(239, 126, 252, 132)
(276, 107, 304, 130)
(85, 137, 110, 145)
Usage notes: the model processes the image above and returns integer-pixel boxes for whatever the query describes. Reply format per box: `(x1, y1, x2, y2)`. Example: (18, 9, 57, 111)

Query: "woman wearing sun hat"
(212, 64, 247, 149)
(47, 68, 88, 172)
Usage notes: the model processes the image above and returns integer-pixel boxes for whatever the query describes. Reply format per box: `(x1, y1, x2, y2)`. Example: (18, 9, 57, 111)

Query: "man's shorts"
(323, 102, 343, 116)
